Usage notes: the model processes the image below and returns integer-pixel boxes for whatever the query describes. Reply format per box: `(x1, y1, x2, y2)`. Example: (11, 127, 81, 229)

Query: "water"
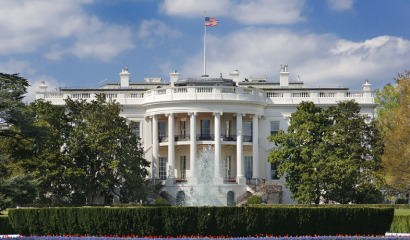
(184, 145, 223, 206)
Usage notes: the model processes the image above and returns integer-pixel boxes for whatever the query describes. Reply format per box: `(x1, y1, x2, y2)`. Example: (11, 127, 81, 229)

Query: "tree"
(268, 100, 382, 204)
(381, 70, 410, 193)
(63, 95, 149, 203)
(0, 73, 40, 211)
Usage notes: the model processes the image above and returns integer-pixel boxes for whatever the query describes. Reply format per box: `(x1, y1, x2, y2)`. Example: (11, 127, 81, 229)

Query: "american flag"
(205, 17, 218, 27)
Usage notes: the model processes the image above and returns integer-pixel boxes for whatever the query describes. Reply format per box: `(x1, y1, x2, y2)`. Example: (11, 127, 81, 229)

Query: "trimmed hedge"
(9, 207, 394, 237)
(0, 215, 16, 235)
(249, 204, 410, 209)
(389, 215, 410, 233)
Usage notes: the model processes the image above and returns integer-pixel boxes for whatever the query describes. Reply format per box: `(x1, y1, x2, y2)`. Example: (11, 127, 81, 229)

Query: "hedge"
(248, 204, 410, 209)
(9, 207, 394, 237)
(389, 215, 410, 233)
(0, 215, 16, 235)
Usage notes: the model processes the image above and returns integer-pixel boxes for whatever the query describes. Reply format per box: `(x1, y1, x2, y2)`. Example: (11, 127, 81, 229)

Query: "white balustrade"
(244, 89, 253, 94)
(105, 93, 117, 99)
(346, 92, 364, 98)
(222, 87, 236, 93)
(72, 93, 91, 99)
(45, 93, 64, 98)
(266, 92, 283, 97)
(157, 89, 166, 95)
(292, 92, 310, 98)
(174, 87, 188, 94)
(127, 93, 144, 98)
(196, 87, 213, 93)
(319, 92, 336, 97)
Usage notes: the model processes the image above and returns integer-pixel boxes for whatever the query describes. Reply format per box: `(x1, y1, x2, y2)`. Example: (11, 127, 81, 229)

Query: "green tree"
(268, 100, 382, 204)
(0, 73, 40, 211)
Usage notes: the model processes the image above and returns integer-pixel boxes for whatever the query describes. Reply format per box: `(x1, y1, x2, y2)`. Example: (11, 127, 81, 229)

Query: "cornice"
(142, 100, 268, 108)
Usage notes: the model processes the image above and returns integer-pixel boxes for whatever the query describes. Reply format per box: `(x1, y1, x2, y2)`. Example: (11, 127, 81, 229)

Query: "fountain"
(183, 145, 224, 206)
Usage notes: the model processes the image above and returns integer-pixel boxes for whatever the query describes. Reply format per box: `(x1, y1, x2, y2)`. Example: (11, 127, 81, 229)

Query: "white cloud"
(178, 28, 410, 89)
(25, 76, 65, 103)
(160, 0, 305, 25)
(138, 19, 181, 47)
(327, 0, 355, 11)
(0, 0, 134, 62)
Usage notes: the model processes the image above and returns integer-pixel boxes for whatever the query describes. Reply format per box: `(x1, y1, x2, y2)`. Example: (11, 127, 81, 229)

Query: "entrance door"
(245, 156, 253, 179)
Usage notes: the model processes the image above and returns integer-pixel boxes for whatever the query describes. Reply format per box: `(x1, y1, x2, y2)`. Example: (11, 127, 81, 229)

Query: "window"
(180, 156, 186, 179)
(244, 121, 252, 142)
(245, 156, 253, 179)
(271, 162, 279, 180)
(131, 122, 141, 139)
(159, 157, 167, 180)
(200, 120, 211, 140)
(158, 122, 167, 137)
(223, 83, 232, 87)
(180, 121, 186, 138)
(271, 122, 279, 135)
(225, 120, 230, 137)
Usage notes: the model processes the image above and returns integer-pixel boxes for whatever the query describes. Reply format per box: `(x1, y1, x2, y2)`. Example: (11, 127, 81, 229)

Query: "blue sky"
(0, 0, 409, 102)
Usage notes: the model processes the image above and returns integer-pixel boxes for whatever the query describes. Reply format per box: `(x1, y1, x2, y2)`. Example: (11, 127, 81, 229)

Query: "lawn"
(394, 209, 410, 215)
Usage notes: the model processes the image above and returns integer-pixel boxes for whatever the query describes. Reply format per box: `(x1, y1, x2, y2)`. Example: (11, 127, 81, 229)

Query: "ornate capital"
(188, 112, 198, 117)
(234, 113, 245, 117)
(145, 115, 152, 121)
(212, 112, 223, 116)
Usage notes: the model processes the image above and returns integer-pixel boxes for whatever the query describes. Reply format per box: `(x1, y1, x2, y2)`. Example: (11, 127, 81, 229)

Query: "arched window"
(176, 191, 185, 206)
(227, 191, 235, 206)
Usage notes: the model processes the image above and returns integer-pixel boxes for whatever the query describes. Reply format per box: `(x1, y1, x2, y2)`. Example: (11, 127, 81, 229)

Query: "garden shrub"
(389, 215, 410, 233)
(8, 207, 394, 237)
(396, 199, 408, 204)
(155, 198, 165, 204)
(247, 195, 261, 205)
(0, 215, 16, 235)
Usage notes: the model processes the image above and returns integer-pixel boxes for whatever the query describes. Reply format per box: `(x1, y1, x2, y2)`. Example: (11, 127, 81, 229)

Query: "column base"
(188, 177, 198, 185)
(237, 177, 246, 185)
(213, 176, 224, 185)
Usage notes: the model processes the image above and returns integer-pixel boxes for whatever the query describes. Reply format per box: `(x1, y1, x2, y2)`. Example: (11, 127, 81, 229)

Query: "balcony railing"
(174, 135, 190, 142)
(221, 134, 237, 141)
(197, 134, 214, 141)
(158, 135, 168, 143)
(38, 86, 374, 105)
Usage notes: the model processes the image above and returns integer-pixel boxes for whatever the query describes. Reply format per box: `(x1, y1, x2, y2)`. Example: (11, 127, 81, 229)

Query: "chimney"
(362, 79, 371, 91)
(229, 69, 240, 86)
(119, 67, 130, 88)
(39, 81, 48, 92)
(170, 70, 180, 87)
(279, 65, 289, 87)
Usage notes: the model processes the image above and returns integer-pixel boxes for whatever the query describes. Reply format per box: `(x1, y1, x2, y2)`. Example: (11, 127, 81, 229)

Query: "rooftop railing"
(37, 86, 375, 105)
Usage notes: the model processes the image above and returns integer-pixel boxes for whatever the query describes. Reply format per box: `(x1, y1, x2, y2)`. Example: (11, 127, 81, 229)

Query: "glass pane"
(244, 122, 252, 137)
(132, 122, 140, 138)
(245, 156, 253, 179)
(180, 156, 186, 179)
(201, 120, 210, 135)
(271, 162, 279, 180)
(270, 122, 279, 135)
(159, 157, 167, 180)
(159, 122, 167, 137)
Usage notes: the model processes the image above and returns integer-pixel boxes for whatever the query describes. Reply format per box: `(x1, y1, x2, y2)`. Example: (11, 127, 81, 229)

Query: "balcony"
(158, 135, 168, 143)
(221, 134, 237, 141)
(197, 134, 214, 141)
(243, 135, 252, 142)
(174, 135, 190, 142)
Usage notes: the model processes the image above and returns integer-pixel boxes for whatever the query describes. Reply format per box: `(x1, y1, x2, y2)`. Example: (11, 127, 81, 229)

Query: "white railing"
(45, 93, 64, 98)
(346, 92, 364, 97)
(38, 87, 374, 105)
(72, 93, 91, 99)
(105, 93, 117, 99)
(196, 87, 212, 93)
(266, 92, 283, 97)
(174, 88, 188, 94)
(127, 93, 144, 98)
(292, 92, 310, 98)
(319, 92, 336, 97)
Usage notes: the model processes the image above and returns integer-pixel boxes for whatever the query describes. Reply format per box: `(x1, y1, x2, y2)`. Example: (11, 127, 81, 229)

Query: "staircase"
(236, 179, 283, 206)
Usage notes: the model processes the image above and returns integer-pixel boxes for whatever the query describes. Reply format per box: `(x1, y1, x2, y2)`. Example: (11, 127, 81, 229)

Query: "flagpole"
(204, 11, 206, 76)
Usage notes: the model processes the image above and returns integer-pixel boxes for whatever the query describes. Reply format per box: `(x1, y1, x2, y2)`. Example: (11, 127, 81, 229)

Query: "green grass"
(395, 209, 410, 215)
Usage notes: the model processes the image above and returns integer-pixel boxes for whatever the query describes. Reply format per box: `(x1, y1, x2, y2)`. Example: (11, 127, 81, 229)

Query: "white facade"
(36, 67, 376, 206)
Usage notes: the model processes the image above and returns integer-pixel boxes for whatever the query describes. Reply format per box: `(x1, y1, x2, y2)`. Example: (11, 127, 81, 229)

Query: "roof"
(175, 78, 235, 84)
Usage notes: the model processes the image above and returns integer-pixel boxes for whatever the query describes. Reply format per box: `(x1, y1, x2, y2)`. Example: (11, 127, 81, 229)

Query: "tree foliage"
(268, 100, 382, 204)
(381, 70, 410, 193)
(0, 73, 39, 211)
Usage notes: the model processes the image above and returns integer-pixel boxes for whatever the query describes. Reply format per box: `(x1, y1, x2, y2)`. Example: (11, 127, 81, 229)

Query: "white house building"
(36, 66, 376, 206)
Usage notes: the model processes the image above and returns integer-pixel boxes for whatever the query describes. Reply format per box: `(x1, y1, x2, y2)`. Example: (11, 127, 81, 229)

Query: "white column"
(236, 113, 245, 184)
(213, 112, 223, 184)
(167, 113, 175, 183)
(188, 112, 197, 184)
(252, 114, 259, 179)
(152, 115, 158, 179)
